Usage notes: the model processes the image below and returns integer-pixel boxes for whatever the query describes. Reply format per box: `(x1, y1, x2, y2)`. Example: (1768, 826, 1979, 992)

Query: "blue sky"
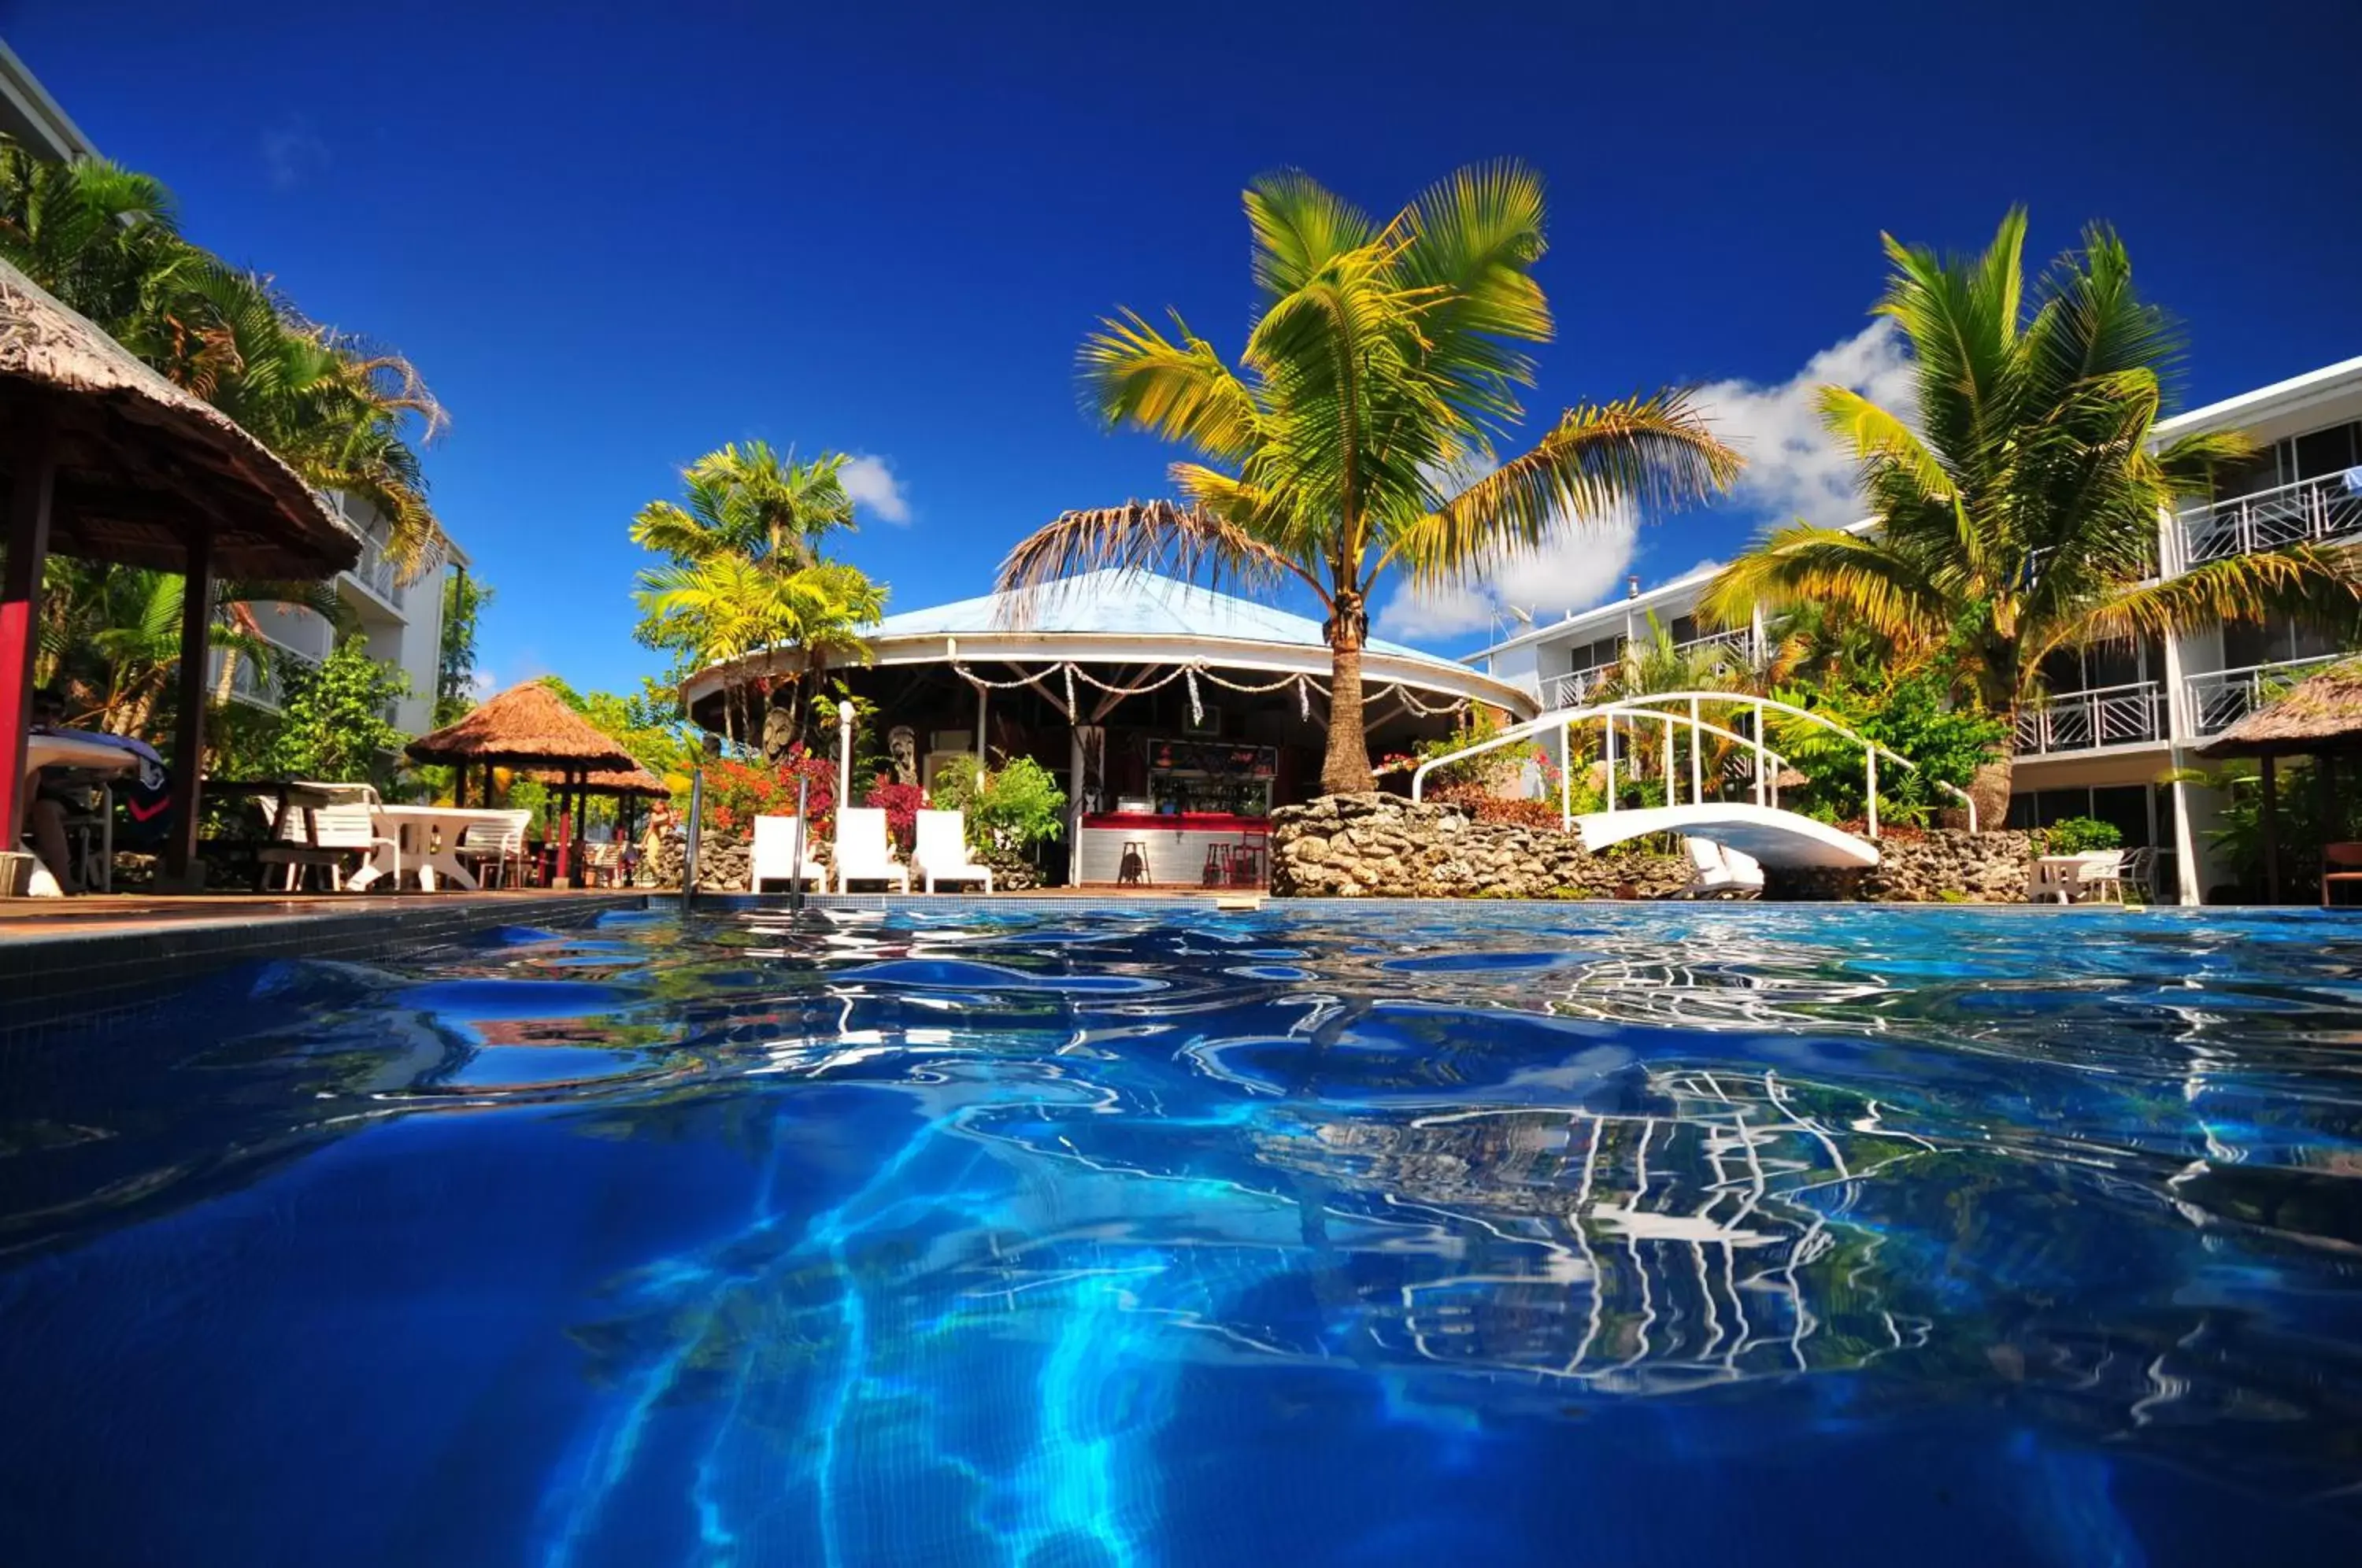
(10, 0, 2361, 691)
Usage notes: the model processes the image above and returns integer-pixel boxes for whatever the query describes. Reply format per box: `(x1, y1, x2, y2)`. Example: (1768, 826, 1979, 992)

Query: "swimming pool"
(4, 900, 2360, 1565)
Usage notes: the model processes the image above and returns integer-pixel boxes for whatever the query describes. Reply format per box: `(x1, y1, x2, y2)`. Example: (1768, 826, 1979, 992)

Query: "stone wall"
(1269, 793, 1688, 899)
(1764, 828, 2042, 902)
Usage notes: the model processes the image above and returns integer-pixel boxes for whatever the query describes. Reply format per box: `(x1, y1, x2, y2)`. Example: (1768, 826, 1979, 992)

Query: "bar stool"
(1118, 840, 1150, 886)
(1227, 841, 1264, 887)
(1201, 842, 1232, 886)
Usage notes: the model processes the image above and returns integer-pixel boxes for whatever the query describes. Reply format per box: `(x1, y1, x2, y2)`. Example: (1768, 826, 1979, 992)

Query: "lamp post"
(838, 699, 853, 811)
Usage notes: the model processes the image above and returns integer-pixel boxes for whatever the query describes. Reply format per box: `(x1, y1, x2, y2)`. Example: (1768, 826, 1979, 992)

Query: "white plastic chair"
(750, 814, 827, 893)
(2072, 849, 2127, 904)
(457, 809, 531, 888)
(912, 808, 994, 893)
(1682, 837, 1763, 900)
(834, 808, 910, 893)
(304, 802, 398, 891)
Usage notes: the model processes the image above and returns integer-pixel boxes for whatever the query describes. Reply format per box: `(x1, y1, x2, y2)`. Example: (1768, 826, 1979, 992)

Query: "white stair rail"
(1408, 690, 1980, 836)
(1416, 701, 1794, 832)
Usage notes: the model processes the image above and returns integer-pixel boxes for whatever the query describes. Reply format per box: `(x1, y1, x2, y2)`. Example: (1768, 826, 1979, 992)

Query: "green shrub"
(931, 756, 1068, 850)
(2040, 815, 2121, 855)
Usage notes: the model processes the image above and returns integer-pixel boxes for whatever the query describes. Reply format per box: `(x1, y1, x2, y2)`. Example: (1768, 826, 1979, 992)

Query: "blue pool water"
(5, 900, 2362, 1566)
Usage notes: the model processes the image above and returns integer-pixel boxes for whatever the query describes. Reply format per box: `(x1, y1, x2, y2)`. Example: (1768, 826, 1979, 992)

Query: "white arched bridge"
(1409, 691, 1976, 872)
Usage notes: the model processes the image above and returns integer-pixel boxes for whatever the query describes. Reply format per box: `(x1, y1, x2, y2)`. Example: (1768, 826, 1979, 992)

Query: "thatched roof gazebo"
(2195, 658, 2362, 901)
(1, 257, 361, 886)
(406, 682, 636, 883)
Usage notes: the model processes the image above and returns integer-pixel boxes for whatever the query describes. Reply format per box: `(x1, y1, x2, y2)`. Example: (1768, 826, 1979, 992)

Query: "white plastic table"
(350, 804, 517, 892)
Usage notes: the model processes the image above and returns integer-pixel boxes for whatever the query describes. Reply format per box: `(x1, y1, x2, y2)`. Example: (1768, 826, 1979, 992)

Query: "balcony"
(2186, 653, 2346, 734)
(346, 531, 409, 612)
(2178, 471, 2362, 567)
(2014, 681, 2167, 756)
(1542, 631, 1757, 710)
(217, 640, 322, 714)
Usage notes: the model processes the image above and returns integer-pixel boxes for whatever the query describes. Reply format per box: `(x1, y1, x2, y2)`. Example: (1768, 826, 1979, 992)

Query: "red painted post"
(0, 415, 57, 865)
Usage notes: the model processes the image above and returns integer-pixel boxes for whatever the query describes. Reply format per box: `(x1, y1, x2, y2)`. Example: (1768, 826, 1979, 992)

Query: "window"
(2294, 420, 2360, 483)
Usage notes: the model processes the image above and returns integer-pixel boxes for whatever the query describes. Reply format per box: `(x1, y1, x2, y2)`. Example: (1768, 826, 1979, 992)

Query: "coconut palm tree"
(629, 442, 855, 571)
(632, 555, 884, 747)
(995, 163, 1742, 794)
(1702, 209, 2362, 819)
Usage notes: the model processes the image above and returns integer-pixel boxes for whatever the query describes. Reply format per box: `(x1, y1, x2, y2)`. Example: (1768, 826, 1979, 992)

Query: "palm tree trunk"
(1965, 738, 2015, 830)
(1321, 634, 1376, 795)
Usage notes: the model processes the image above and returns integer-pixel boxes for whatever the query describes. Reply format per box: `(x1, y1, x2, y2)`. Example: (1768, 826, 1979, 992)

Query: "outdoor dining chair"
(455, 810, 531, 889)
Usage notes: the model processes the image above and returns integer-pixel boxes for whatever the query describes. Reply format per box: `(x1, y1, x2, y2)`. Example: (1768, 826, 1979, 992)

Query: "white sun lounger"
(912, 808, 994, 893)
(834, 808, 910, 893)
(1683, 837, 1764, 899)
(750, 814, 827, 893)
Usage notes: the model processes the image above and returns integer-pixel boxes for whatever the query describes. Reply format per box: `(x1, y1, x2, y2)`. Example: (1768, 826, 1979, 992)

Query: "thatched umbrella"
(0, 257, 361, 886)
(2194, 658, 2362, 901)
(405, 682, 635, 883)
(527, 761, 670, 857)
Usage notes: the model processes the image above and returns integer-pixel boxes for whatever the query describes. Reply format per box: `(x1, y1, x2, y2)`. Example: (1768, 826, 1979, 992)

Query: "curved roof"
(872, 569, 1445, 662)
(683, 569, 1536, 718)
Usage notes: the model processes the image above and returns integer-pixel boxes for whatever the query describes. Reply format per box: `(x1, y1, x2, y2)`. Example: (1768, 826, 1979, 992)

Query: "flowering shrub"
(862, 775, 928, 854)
(702, 746, 835, 838)
(1430, 782, 1564, 829)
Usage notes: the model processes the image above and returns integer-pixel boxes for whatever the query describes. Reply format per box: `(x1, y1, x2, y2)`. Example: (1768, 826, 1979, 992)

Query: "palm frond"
(1379, 391, 1741, 589)
(1701, 523, 1946, 644)
(1079, 309, 1262, 463)
(993, 499, 1320, 624)
(2057, 545, 2362, 656)
(1243, 169, 1377, 300)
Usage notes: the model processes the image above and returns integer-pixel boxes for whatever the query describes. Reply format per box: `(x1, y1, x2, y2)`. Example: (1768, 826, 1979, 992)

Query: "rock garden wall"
(1764, 828, 2042, 903)
(1269, 793, 1687, 899)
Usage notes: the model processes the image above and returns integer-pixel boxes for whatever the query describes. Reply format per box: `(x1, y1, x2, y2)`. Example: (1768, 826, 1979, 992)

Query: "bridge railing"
(1408, 690, 1978, 838)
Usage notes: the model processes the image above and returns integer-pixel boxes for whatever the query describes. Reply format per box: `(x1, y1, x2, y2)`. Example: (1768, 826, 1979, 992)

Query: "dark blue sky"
(8, 0, 2359, 690)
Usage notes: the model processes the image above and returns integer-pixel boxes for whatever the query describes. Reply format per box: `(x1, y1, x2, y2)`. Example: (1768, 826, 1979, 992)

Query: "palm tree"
(629, 442, 855, 571)
(0, 135, 454, 578)
(1703, 209, 2362, 819)
(632, 555, 884, 748)
(996, 163, 1742, 794)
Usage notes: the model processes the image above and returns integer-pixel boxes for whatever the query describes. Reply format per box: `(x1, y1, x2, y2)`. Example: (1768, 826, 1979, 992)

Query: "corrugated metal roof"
(868, 569, 1457, 668)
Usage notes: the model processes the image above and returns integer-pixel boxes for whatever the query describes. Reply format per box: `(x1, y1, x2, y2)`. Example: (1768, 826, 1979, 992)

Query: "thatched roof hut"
(405, 682, 636, 771)
(0, 257, 357, 577)
(2196, 660, 2362, 760)
(527, 762, 671, 798)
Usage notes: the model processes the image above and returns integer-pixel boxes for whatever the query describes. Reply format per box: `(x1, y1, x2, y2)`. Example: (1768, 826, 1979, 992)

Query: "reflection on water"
(4, 902, 2362, 1565)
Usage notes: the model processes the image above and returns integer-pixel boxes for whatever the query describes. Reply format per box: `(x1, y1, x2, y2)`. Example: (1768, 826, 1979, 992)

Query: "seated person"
(21, 687, 169, 893)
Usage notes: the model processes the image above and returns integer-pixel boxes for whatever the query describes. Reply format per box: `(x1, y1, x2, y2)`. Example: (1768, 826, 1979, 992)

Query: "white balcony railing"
(1542, 631, 1757, 710)
(2178, 470, 2362, 568)
(350, 531, 408, 610)
(217, 639, 324, 714)
(2014, 680, 2167, 756)
(2185, 653, 2346, 734)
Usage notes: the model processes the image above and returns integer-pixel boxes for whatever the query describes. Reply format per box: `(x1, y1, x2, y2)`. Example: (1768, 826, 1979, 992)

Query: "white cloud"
(1691, 320, 1916, 523)
(1376, 500, 1641, 642)
(1373, 322, 1916, 642)
(261, 117, 330, 191)
(841, 454, 912, 525)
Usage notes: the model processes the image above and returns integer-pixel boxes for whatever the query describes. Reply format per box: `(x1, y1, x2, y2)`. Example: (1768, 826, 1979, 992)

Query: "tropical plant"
(628, 443, 887, 749)
(435, 573, 493, 727)
(928, 756, 1068, 850)
(1768, 668, 2007, 827)
(1702, 209, 2362, 819)
(1601, 611, 1760, 701)
(631, 556, 885, 745)
(2040, 815, 2122, 854)
(996, 162, 1742, 794)
(628, 442, 856, 571)
(0, 135, 453, 575)
(863, 776, 930, 854)
(257, 636, 410, 783)
(701, 749, 836, 838)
